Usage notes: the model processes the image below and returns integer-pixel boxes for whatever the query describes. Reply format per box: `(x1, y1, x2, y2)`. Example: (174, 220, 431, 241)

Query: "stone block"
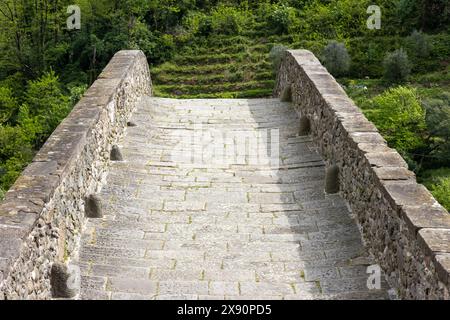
(401, 205, 450, 236)
(364, 152, 408, 168)
(434, 254, 450, 285)
(107, 277, 157, 295)
(373, 167, 415, 181)
(418, 228, 450, 255)
(381, 181, 437, 209)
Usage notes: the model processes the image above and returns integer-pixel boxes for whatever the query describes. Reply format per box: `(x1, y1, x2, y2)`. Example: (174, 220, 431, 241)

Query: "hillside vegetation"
(152, 36, 277, 98)
(0, 0, 449, 209)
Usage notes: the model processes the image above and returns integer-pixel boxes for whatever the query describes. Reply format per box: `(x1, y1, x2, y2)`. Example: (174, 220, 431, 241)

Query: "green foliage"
(364, 86, 426, 156)
(322, 41, 351, 77)
(383, 49, 411, 83)
(292, 0, 371, 40)
(210, 5, 252, 36)
(182, 11, 209, 36)
(128, 20, 172, 63)
(0, 125, 34, 193)
(420, 168, 450, 211)
(69, 84, 88, 106)
(421, 92, 450, 167)
(269, 45, 288, 73)
(0, 71, 71, 193)
(22, 71, 71, 146)
(394, 0, 450, 33)
(0, 86, 18, 124)
(266, 4, 297, 34)
(407, 30, 431, 58)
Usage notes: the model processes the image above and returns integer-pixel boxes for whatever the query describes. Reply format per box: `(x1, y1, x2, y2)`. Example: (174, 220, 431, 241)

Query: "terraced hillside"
(151, 36, 277, 99)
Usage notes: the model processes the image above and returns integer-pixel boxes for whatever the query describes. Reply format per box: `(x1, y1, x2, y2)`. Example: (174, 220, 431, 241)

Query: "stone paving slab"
(77, 97, 389, 300)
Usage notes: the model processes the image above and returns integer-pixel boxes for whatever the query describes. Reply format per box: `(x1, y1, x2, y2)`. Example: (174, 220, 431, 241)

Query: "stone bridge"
(0, 50, 449, 300)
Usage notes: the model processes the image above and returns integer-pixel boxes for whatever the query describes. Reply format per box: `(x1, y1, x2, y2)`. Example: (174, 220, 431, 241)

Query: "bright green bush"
(128, 21, 176, 64)
(0, 86, 18, 124)
(364, 86, 426, 155)
(182, 11, 207, 36)
(210, 5, 252, 36)
(23, 71, 71, 146)
(0, 71, 73, 194)
(383, 48, 411, 83)
(420, 168, 450, 211)
(430, 178, 450, 212)
(0, 125, 34, 192)
(69, 84, 88, 106)
(292, 0, 371, 40)
(266, 4, 297, 35)
(322, 41, 351, 77)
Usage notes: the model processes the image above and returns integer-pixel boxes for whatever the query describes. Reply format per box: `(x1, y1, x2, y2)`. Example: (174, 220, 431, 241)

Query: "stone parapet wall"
(0, 50, 152, 299)
(275, 50, 450, 300)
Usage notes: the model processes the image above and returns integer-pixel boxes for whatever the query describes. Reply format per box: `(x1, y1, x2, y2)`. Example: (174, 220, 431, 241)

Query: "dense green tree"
(364, 86, 426, 158)
(0, 86, 18, 124)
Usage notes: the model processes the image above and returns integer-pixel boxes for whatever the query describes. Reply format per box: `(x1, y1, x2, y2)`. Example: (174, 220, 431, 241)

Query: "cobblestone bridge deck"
(77, 97, 389, 300)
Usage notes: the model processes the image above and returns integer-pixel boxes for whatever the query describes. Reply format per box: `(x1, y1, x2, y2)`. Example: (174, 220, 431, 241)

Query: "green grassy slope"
(151, 36, 277, 99)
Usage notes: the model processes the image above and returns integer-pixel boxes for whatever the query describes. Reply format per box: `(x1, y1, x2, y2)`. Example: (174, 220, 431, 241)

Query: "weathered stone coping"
(0, 50, 152, 299)
(275, 49, 450, 299)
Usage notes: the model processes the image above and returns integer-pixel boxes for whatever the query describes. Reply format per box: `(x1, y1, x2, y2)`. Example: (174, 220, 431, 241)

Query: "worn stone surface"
(76, 97, 388, 300)
(2, 48, 446, 300)
(275, 49, 450, 300)
(0, 50, 152, 299)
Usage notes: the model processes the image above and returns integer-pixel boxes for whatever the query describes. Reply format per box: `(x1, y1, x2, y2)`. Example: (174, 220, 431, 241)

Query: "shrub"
(364, 86, 426, 155)
(182, 11, 206, 36)
(408, 30, 431, 58)
(293, 0, 369, 40)
(382, 48, 411, 83)
(422, 92, 450, 166)
(0, 125, 34, 192)
(210, 5, 251, 35)
(0, 86, 18, 124)
(322, 41, 351, 77)
(198, 16, 213, 37)
(420, 168, 450, 211)
(430, 177, 450, 211)
(267, 4, 296, 35)
(269, 45, 288, 73)
(21, 71, 71, 147)
(69, 84, 88, 106)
